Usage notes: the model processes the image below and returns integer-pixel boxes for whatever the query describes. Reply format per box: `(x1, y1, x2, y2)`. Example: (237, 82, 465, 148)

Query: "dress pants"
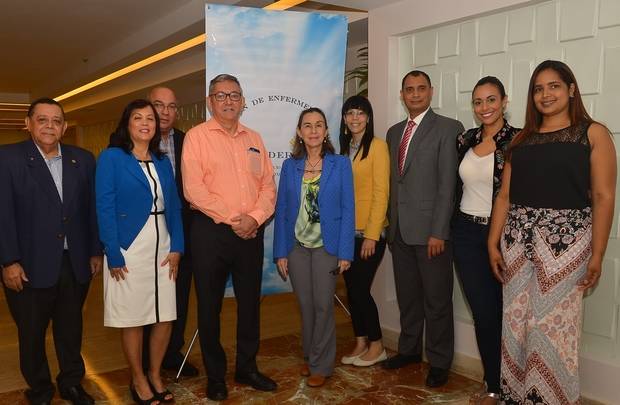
(142, 247, 193, 368)
(191, 212, 263, 382)
(4, 252, 90, 404)
(343, 236, 386, 342)
(288, 243, 338, 376)
(391, 225, 454, 370)
(452, 215, 502, 394)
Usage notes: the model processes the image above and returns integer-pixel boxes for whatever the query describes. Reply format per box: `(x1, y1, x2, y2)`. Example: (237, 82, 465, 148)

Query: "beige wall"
(0, 129, 29, 145)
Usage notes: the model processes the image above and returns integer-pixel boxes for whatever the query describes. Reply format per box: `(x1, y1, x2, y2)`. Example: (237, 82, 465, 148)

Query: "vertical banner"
(205, 4, 348, 295)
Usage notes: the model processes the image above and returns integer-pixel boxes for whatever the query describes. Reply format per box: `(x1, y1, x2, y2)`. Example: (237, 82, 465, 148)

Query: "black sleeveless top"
(510, 123, 591, 209)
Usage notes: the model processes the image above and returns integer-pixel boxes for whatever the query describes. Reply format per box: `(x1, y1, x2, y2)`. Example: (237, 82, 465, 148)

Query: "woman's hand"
(338, 259, 351, 273)
(488, 245, 506, 283)
(277, 258, 288, 281)
(577, 256, 602, 292)
(162, 252, 181, 281)
(360, 238, 376, 260)
(110, 266, 129, 281)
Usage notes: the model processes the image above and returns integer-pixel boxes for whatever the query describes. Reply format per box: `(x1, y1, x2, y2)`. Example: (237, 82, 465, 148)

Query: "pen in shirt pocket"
(248, 147, 260, 153)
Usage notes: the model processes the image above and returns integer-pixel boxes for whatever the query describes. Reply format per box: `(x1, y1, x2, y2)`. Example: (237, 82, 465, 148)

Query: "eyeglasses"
(345, 110, 367, 118)
(152, 102, 178, 113)
(209, 91, 242, 102)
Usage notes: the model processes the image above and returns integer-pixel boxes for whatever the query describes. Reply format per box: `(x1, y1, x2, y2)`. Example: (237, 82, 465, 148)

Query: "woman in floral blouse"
(453, 76, 519, 404)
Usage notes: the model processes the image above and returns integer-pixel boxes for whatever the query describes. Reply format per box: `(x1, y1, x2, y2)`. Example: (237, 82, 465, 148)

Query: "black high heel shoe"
(129, 384, 159, 405)
(147, 378, 174, 403)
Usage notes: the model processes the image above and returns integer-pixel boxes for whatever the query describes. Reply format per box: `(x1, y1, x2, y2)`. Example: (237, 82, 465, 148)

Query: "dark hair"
(108, 99, 163, 158)
(291, 107, 336, 159)
(208, 73, 242, 95)
(509, 60, 593, 155)
(472, 76, 506, 100)
(339, 95, 375, 160)
(401, 70, 432, 89)
(28, 97, 65, 120)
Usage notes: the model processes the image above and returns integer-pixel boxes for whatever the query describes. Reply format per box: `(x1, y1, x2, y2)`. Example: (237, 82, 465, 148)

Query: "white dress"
(103, 160, 177, 327)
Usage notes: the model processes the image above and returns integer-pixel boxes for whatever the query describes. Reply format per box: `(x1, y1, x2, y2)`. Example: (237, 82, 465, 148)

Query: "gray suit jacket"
(386, 108, 464, 245)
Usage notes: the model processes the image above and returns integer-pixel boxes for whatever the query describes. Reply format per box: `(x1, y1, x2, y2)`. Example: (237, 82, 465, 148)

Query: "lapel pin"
(71, 159, 77, 164)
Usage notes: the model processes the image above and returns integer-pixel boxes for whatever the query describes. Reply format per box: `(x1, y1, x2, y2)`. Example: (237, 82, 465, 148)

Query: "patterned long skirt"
(499, 204, 592, 405)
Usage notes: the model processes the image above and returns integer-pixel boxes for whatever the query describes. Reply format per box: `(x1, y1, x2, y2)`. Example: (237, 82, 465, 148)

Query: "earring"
(344, 127, 348, 135)
(298, 137, 303, 144)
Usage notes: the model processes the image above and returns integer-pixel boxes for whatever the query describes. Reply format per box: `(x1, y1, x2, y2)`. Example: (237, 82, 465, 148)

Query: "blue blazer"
(96, 147, 184, 268)
(0, 140, 102, 288)
(273, 153, 355, 261)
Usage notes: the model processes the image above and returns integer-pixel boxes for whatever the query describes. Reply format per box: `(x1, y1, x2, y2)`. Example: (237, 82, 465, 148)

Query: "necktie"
(398, 120, 416, 175)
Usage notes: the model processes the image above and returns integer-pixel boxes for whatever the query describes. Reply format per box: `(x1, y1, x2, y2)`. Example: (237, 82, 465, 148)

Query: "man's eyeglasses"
(210, 91, 242, 102)
(152, 102, 178, 113)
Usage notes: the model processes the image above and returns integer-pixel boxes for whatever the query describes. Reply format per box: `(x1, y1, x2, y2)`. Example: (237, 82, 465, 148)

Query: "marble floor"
(0, 325, 485, 404)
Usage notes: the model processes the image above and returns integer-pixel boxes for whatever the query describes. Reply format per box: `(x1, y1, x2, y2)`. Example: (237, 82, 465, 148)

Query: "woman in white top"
(452, 77, 519, 405)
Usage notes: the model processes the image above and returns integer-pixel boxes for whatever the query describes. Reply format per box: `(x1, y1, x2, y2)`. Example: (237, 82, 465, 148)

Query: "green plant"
(345, 46, 368, 96)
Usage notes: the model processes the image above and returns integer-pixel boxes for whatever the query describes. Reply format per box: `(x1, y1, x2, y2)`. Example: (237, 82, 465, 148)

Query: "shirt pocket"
(247, 149, 263, 176)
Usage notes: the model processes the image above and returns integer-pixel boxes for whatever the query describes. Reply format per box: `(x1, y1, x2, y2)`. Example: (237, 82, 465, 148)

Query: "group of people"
(0, 60, 615, 405)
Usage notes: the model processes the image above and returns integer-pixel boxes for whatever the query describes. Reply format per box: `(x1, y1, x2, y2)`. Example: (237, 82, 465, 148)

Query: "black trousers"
(391, 224, 454, 370)
(191, 212, 264, 382)
(142, 244, 193, 367)
(4, 252, 90, 404)
(452, 215, 502, 394)
(343, 236, 386, 342)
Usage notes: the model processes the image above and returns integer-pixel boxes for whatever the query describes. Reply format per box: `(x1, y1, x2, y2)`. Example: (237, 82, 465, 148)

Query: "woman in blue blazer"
(273, 107, 355, 388)
(96, 99, 183, 404)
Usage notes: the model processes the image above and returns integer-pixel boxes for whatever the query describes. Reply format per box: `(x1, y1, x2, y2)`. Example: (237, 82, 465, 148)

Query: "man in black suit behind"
(141, 86, 199, 376)
(0, 98, 102, 405)
(382, 71, 464, 388)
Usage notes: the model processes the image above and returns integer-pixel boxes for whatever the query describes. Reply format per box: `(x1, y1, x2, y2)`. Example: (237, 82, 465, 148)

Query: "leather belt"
(459, 211, 490, 225)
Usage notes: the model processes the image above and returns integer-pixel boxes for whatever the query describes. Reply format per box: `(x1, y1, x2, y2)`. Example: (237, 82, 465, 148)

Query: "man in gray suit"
(382, 70, 464, 388)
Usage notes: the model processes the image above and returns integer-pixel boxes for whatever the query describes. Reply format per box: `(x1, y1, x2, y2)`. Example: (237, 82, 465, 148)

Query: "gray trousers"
(391, 227, 454, 370)
(288, 243, 338, 376)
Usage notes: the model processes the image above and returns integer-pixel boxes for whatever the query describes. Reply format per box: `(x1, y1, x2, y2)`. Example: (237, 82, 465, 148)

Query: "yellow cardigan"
(351, 137, 390, 241)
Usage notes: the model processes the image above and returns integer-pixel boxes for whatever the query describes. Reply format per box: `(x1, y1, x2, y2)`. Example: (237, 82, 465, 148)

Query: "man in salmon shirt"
(181, 73, 277, 401)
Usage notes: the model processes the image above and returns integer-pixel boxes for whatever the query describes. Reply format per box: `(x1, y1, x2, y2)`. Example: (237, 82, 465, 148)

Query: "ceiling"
(0, 0, 399, 131)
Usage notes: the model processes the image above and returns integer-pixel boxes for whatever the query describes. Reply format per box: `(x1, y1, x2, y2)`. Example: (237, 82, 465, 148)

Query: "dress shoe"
(425, 367, 449, 388)
(341, 348, 368, 365)
(300, 363, 310, 377)
(162, 357, 199, 377)
(59, 385, 95, 405)
(381, 353, 422, 369)
(147, 378, 174, 403)
(206, 381, 228, 401)
(234, 370, 277, 391)
(306, 374, 327, 388)
(129, 384, 158, 405)
(353, 349, 388, 367)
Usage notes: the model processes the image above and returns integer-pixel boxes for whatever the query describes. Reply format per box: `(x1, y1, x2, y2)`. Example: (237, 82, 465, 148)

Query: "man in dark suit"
(142, 86, 199, 376)
(382, 71, 464, 388)
(0, 98, 102, 405)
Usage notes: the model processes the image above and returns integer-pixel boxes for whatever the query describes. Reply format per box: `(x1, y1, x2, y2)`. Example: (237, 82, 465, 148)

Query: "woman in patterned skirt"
(487, 60, 616, 404)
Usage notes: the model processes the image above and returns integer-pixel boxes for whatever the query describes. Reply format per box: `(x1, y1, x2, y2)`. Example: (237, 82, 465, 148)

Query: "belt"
(150, 210, 165, 215)
(459, 211, 490, 225)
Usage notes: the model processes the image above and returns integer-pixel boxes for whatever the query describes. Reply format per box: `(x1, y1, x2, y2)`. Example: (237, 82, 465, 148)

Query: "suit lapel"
(25, 140, 62, 206)
(61, 146, 79, 207)
(318, 154, 335, 203)
(401, 109, 437, 176)
(124, 153, 151, 190)
(293, 158, 304, 208)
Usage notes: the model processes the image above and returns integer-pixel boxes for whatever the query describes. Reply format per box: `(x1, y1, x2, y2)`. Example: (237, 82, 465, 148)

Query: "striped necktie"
(398, 120, 416, 175)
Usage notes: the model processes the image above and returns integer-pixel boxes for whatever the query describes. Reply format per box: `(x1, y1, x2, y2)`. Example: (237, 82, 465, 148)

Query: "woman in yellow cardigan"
(339, 95, 390, 367)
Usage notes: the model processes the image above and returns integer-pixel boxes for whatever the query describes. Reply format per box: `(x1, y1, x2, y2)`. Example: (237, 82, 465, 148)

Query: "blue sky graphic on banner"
(205, 4, 348, 295)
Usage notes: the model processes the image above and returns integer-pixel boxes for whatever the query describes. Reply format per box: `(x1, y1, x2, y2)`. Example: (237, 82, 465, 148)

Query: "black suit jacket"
(0, 140, 102, 288)
(170, 128, 192, 226)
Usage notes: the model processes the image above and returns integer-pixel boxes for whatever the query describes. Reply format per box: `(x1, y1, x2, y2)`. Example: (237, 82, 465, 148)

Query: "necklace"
(304, 157, 322, 173)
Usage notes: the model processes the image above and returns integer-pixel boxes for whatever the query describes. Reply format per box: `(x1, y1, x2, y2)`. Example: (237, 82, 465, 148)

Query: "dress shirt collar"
(407, 106, 430, 127)
(206, 118, 249, 137)
(34, 142, 62, 161)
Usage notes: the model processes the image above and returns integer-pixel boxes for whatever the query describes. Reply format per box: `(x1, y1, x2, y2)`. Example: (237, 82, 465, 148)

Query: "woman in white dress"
(96, 99, 184, 404)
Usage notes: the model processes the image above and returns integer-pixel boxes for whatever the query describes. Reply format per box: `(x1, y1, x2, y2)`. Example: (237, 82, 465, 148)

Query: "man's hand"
(231, 214, 258, 239)
(427, 236, 445, 259)
(2, 263, 29, 292)
(90, 256, 103, 276)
